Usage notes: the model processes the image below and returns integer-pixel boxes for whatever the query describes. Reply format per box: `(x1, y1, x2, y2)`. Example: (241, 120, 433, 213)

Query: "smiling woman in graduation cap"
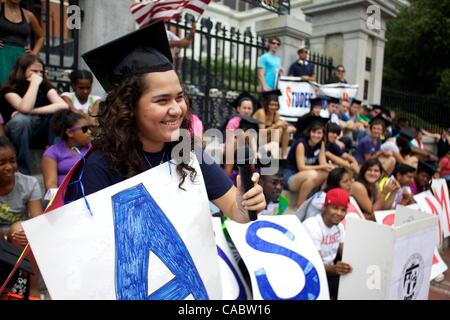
(62, 22, 265, 223)
(284, 115, 332, 208)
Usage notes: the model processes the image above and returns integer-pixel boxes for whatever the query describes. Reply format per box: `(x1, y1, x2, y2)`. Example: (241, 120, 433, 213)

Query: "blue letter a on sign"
(112, 183, 208, 300)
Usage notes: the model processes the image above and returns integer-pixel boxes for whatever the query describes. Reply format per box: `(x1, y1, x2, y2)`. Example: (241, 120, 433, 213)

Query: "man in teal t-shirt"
(258, 36, 283, 91)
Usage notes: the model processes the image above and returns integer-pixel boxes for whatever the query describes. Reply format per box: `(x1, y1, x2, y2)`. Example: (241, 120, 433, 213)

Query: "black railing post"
(221, 26, 227, 88)
(204, 18, 213, 128)
(228, 27, 235, 89)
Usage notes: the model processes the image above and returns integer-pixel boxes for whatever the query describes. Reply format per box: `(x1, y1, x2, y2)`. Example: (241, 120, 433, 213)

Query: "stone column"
(255, 15, 312, 75)
(342, 31, 368, 101)
(78, 0, 135, 95)
(309, 36, 326, 57)
(369, 37, 386, 104)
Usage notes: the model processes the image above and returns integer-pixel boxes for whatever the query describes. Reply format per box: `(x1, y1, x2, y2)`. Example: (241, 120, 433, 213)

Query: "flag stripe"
(131, 0, 211, 27)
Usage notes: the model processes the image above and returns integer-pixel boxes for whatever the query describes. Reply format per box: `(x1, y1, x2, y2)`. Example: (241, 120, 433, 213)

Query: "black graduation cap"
(399, 128, 417, 141)
(417, 160, 436, 177)
(295, 114, 328, 134)
(372, 104, 382, 111)
(370, 113, 392, 128)
(351, 98, 362, 105)
(261, 90, 282, 102)
(82, 22, 173, 92)
(326, 96, 340, 104)
(232, 91, 256, 110)
(309, 98, 322, 107)
(256, 158, 287, 175)
(238, 115, 261, 131)
(0, 240, 33, 274)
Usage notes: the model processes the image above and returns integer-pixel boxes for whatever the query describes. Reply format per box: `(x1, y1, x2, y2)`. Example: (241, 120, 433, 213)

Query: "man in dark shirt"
(288, 47, 316, 81)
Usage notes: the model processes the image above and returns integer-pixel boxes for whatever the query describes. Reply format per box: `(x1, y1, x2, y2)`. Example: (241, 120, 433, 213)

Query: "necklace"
(142, 147, 166, 169)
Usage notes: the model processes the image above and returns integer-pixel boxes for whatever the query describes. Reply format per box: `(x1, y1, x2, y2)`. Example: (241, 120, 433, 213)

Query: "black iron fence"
(381, 87, 450, 132)
(25, 0, 79, 93)
(169, 15, 334, 129)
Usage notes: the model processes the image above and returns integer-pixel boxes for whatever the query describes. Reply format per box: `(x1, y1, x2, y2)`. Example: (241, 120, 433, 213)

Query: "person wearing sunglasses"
(41, 110, 91, 191)
(288, 46, 316, 82)
(325, 64, 348, 84)
(257, 36, 284, 91)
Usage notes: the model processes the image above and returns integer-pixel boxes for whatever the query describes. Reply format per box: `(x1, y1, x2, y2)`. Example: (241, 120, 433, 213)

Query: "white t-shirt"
(381, 138, 400, 154)
(382, 176, 412, 209)
(320, 109, 339, 124)
(259, 202, 279, 216)
(61, 92, 101, 112)
(166, 30, 181, 56)
(303, 214, 345, 265)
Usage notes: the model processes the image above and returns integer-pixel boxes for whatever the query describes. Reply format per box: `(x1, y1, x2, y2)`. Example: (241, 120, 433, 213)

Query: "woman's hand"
(0, 39, 3, 49)
(10, 227, 28, 247)
(321, 163, 334, 172)
(236, 172, 266, 219)
(10, 111, 19, 119)
(28, 72, 43, 85)
(24, 45, 32, 54)
(383, 178, 400, 194)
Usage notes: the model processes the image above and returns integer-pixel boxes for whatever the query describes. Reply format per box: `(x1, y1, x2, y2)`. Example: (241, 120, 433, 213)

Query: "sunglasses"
(337, 69, 345, 72)
(271, 41, 281, 46)
(69, 125, 91, 133)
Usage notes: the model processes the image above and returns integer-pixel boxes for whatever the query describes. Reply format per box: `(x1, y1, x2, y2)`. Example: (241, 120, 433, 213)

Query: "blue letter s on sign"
(246, 221, 321, 300)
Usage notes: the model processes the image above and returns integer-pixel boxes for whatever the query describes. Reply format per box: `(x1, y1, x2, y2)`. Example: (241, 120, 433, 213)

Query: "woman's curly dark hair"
(92, 74, 197, 189)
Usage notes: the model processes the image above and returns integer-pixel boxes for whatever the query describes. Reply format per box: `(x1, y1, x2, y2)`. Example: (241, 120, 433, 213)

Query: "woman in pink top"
(439, 149, 450, 183)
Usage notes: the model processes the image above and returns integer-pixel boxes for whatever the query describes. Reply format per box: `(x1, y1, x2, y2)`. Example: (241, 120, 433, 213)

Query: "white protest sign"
(310, 82, 359, 101)
(340, 197, 365, 231)
(339, 207, 438, 300)
(226, 215, 329, 300)
(431, 179, 450, 238)
(278, 77, 316, 118)
(374, 207, 447, 282)
(414, 191, 445, 246)
(211, 217, 252, 300)
(23, 155, 222, 300)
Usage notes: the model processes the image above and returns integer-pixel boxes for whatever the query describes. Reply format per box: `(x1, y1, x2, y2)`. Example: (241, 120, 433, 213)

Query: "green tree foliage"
(384, 0, 450, 96)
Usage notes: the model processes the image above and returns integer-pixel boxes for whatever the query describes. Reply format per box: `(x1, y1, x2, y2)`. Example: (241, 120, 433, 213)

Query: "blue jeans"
(6, 113, 50, 175)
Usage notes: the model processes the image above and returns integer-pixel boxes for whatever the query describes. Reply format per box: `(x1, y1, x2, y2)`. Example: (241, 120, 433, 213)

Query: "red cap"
(324, 188, 350, 208)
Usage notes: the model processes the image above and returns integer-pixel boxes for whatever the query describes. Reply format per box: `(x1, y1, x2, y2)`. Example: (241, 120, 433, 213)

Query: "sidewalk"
(429, 239, 450, 300)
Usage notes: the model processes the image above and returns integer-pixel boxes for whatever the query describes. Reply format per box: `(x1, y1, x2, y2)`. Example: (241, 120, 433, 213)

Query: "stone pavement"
(429, 238, 450, 300)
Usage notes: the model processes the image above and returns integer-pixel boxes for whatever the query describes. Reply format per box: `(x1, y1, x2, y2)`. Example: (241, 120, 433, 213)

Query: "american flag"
(131, 0, 211, 28)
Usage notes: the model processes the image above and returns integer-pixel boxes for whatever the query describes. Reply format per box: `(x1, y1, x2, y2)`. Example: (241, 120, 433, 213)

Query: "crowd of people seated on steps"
(1, 39, 449, 300)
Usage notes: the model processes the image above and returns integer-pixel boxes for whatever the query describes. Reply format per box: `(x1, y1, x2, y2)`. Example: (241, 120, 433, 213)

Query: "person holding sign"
(63, 22, 265, 224)
(287, 46, 316, 82)
(303, 188, 352, 300)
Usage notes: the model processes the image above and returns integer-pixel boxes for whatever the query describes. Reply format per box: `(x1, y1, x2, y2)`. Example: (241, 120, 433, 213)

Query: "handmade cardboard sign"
(431, 179, 450, 238)
(375, 207, 448, 281)
(414, 191, 445, 246)
(212, 217, 252, 300)
(339, 206, 438, 300)
(226, 215, 329, 300)
(278, 77, 316, 119)
(340, 197, 365, 230)
(23, 156, 222, 300)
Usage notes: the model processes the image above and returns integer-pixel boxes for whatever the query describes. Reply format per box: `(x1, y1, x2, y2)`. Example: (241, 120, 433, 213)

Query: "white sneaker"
(434, 273, 445, 282)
